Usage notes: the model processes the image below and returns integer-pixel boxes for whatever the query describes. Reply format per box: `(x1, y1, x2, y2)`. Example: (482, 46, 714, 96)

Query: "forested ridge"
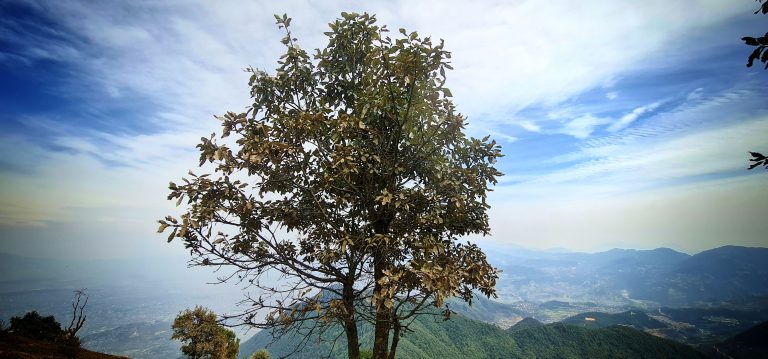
(239, 310, 707, 359)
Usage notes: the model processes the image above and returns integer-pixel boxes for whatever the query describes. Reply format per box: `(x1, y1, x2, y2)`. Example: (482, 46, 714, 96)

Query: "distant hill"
(447, 293, 528, 328)
(0, 331, 129, 359)
(492, 245, 768, 306)
(551, 303, 768, 347)
(507, 317, 543, 332)
(239, 311, 707, 359)
(706, 320, 768, 358)
(561, 311, 666, 330)
(657, 304, 768, 345)
(511, 323, 707, 359)
(585, 247, 691, 270)
(660, 246, 768, 305)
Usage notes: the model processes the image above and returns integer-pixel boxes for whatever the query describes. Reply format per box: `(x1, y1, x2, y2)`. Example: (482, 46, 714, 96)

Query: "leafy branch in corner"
(742, 0, 768, 69)
(748, 152, 768, 170)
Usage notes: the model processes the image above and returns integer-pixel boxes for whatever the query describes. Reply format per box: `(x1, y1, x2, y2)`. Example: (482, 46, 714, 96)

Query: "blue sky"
(1, 0, 767, 259)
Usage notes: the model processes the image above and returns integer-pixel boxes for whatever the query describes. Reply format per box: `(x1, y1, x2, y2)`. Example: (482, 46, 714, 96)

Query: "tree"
(171, 306, 240, 359)
(360, 349, 373, 359)
(250, 349, 271, 359)
(9, 311, 63, 342)
(159, 12, 502, 359)
(6, 289, 88, 347)
(62, 288, 88, 346)
(220, 326, 240, 359)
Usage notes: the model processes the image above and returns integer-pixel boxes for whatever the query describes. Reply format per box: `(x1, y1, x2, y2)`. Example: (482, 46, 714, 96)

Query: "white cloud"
(514, 106, 768, 192)
(489, 130, 518, 143)
(24, 0, 750, 122)
(518, 120, 541, 133)
(390, 0, 745, 118)
(609, 118, 766, 180)
(605, 92, 618, 100)
(607, 101, 661, 132)
(686, 87, 705, 100)
(560, 114, 610, 139)
(486, 99, 768, 252)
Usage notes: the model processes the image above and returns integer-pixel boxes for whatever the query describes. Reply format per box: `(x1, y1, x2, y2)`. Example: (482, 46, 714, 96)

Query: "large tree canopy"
(160, 12, 502, 359)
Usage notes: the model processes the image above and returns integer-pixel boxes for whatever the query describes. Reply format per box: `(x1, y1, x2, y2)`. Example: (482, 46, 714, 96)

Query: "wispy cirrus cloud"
(485, 85, 768, 252)
(607, 101, 662, 132)
(560, 114, 612, 139)
(507, 81, 768, 191)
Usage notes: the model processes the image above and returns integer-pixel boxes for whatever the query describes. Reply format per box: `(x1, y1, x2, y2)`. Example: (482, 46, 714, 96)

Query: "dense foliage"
(160, 11, 501, 359)
(9, 311, 64, 343)
(171, 306, 239, 359)
(706, 320, 768, 358)
(250, 348, 271, 359)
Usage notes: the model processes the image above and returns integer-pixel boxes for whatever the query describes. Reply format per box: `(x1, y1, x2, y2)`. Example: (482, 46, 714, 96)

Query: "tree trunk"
(388, 317, 401, 359)
(372, 252, 391, 359)
(344, 315, 361, 359)
(373, 307, 390, 359)
(343, 284, 361, 359)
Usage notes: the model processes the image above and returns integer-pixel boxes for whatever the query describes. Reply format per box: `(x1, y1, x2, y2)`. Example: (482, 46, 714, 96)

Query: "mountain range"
(489, 245, 768, 306)
(3, 245, 768, 358)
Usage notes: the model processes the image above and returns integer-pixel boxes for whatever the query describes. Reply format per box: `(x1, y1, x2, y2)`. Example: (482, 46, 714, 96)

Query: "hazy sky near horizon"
(1, 0, 767, 259)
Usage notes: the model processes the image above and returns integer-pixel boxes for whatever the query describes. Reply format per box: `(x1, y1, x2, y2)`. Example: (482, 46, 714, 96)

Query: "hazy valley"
(3, 244, 768, 358)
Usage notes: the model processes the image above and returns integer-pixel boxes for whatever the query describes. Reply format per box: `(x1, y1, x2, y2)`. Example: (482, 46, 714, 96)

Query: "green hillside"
(239, 312, 706, 359)
(706, 320, 768, 359)
(239, 311, 519, 359)
(511, 324, 705, 359)
(446, 294, 528, 328)
(560, 311, 666, 330)
(507, 317, 543, 332)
